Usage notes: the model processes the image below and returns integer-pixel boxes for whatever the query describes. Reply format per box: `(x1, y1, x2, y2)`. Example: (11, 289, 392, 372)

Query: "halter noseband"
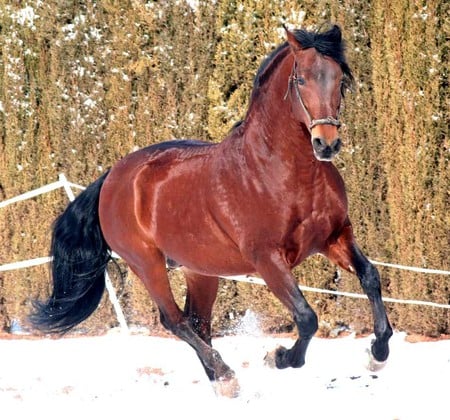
(285, 61, 341, 130)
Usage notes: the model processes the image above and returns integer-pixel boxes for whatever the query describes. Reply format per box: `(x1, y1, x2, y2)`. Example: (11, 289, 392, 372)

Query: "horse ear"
(283, 24, 302, 51)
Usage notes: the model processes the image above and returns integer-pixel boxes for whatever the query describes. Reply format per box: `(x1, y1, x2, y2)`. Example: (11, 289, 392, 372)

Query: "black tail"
(30, 172, 111, 333)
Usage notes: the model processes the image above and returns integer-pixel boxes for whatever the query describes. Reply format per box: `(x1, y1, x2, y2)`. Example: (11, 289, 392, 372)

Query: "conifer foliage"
(0, 1, 447, 335)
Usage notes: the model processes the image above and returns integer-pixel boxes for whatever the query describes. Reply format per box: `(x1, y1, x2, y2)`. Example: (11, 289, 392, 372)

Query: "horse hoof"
(365, 348, 387, 372)
(264, 349, 277, 368)
(264, 346, 287, 368)
(212, 376, 240, 398)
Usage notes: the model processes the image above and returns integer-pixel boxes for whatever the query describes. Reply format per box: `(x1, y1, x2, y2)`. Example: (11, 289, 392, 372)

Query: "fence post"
(58, 173, 76, 202)
(59, 173, 129, 333)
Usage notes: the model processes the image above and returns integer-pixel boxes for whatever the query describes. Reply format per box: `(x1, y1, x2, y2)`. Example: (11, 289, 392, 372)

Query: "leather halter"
(284, 61, 341, 130)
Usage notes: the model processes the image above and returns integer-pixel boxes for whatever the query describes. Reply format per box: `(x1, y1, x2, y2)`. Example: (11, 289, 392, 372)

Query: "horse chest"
(281, 195, 347, 266)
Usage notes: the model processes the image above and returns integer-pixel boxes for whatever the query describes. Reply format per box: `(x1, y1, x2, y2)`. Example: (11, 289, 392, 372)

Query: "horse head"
(285, 25, 353, 161)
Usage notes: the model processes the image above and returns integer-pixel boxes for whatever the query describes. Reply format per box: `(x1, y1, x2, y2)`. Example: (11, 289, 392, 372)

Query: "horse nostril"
(312, 137, 326, 151)
(331, 138, 342, 153)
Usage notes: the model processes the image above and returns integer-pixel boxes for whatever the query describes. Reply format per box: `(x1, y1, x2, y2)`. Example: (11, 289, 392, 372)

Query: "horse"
(30, 24, 392, 397)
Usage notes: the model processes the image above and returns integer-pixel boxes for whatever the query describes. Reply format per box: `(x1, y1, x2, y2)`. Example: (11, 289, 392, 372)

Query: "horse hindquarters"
(99, 171, 238, 395)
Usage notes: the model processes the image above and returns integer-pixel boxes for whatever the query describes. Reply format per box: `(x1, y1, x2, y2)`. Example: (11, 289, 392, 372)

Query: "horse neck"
(241, 54, 316, 170)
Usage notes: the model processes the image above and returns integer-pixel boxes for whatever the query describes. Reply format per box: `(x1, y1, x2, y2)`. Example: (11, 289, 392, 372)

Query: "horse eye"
(340, 80, 347, 96)
(297, 76, 305, 86)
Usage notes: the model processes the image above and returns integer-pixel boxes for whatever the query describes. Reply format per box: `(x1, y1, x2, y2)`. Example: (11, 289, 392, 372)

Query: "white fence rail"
(0, 174, 128, 332)
(1, 175, 449, 319)
(0, 174, 84, 209)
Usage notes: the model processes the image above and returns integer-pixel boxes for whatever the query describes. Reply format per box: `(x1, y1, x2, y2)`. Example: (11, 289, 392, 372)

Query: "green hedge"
(0, 0, 448, 336)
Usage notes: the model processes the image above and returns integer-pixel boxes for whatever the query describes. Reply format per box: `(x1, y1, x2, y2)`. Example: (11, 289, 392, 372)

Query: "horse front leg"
(254, 252, 318, 369)
(326, 225, 393, 370)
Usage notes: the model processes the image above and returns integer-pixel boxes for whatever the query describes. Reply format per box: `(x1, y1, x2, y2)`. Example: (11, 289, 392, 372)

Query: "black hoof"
(264, 346, 305, 369)
(365, 347, 388, 372)
(371, 339, 389, 362)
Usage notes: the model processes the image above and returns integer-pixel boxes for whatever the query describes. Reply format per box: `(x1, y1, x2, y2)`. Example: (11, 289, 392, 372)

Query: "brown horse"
(31, 25, 392, 397)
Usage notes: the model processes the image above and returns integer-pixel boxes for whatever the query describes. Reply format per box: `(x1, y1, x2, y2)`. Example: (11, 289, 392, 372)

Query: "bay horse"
(31, 25, 392, 397)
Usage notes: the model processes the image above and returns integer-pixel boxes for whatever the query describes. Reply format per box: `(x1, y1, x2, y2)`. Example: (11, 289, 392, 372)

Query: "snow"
(0, 331, 448, 420)
(10, 6, 39, 30)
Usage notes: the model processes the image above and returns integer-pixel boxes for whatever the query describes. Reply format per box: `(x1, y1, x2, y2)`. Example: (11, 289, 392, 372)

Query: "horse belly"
(154, 193, 253, 275)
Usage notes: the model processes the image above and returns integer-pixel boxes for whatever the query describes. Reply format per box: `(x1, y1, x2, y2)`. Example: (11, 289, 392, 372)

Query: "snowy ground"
(0, 330, 448, 420)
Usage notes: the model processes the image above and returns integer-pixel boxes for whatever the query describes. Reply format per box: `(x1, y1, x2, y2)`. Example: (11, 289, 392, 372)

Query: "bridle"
(284, 61, 341, 130)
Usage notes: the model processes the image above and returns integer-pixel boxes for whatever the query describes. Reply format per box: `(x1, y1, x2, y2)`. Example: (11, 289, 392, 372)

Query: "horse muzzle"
(309, 117, 342, 161)
(311, 136, 342, 161)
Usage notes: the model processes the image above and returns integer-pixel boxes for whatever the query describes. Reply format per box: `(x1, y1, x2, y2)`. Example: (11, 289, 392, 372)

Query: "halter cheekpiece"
(285, 61, 341, 130)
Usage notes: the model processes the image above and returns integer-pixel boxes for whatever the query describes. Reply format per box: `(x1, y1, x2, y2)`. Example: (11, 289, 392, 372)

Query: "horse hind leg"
(181, 269, 240, 397)
(182, 269, 218, 346)
(183, 270, 216, 375)
(130, 252, 239, 397)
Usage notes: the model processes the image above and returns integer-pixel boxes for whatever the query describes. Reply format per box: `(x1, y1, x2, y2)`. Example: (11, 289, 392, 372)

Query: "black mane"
(254, 24, 353, 91)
